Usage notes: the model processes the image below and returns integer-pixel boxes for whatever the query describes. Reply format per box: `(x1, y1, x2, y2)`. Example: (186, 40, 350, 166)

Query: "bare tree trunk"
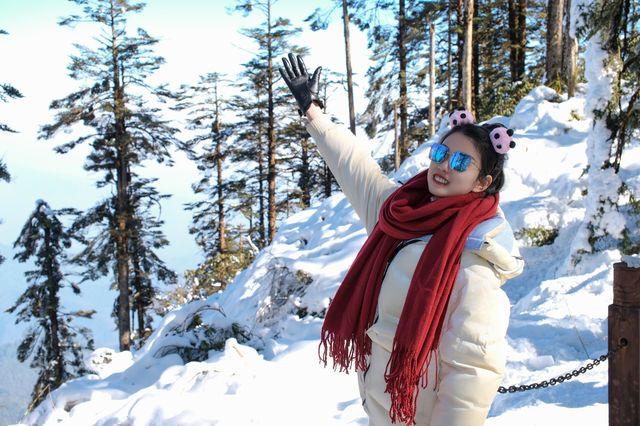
(257, 118, 266, 247)
(546, 0, 565, 87)
(472, 0, 480, 116)
(44, 226, 63, 388)
(508, 0, 517, 81)
(300, 136, 311, 208)
(517, 0, 526, 80)
(429, 23, 436, 137)
(456, 0, 464, 105)
(563, 0, 578, 97)
(213, 85, 226, 253)
(343, 0, 356, 135)
(323, 162, 332, 197)
(266, 0, 277, 243)
(111, 2, 130, 351)
(462, 0, 474, 112)
(447, 1, 453, 111)
(394, 103, 400, 170)
(508, 0, 527, 82)
(131, 253, 145, 341)
(398, 0, 408, 161)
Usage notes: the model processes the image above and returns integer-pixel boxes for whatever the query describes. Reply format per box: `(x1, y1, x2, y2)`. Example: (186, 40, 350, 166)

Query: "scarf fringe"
(384, 347, 437, 425)
(318, 328, 371, 373)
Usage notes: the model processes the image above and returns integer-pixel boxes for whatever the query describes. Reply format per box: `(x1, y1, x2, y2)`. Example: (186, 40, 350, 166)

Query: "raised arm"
(305, 105, 397, 234)
(279, 53, 397, 234)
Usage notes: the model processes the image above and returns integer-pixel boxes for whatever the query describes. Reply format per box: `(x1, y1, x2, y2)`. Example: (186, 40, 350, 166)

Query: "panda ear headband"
(448, 108, 516, 154)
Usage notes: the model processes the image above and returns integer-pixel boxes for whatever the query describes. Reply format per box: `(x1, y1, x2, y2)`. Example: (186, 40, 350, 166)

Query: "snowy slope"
(13, 87, 628, 425)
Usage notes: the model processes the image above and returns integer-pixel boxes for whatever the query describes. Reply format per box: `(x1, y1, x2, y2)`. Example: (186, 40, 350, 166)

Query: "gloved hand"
(279, 52, 324, 115)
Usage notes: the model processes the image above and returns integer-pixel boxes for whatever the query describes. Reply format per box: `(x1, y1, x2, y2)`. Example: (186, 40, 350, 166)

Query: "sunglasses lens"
(430, 143, 448, 163)
(450, 151, 472, 172)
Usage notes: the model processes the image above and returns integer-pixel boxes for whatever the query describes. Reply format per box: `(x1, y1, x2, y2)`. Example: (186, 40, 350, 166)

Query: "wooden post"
(394, 102, 400, 171)
(609, 261, 640, 426)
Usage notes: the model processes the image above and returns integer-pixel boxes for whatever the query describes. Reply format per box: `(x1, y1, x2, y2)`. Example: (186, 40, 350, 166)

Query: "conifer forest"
(0, 0, 639, 417)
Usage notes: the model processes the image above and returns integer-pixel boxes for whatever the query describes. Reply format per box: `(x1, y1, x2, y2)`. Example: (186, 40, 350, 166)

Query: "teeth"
(434, 175, 448, 184)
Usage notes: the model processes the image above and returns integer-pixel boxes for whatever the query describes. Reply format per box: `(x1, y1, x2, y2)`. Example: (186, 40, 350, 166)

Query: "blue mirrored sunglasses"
(428, 143, 474, 172)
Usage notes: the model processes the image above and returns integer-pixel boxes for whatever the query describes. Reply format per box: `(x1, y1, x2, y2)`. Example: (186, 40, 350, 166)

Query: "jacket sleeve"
(430, 256, 511, 426)
(305, 113, 398, 235)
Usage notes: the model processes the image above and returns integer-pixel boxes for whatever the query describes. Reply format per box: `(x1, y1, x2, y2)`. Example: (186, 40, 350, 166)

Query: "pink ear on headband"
(489, 127, 516, 154)
(449, 109, 475, 127)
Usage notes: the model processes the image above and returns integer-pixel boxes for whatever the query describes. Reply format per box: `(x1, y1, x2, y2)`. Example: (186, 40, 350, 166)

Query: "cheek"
(454, 170, 479, 187)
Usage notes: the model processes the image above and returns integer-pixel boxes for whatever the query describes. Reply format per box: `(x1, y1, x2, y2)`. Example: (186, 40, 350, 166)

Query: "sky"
(0, 0, 372, 347)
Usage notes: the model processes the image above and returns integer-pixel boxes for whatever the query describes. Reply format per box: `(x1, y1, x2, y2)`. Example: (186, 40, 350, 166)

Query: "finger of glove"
(288, 52, 301, 77)
(278, 67, 292, 87)
(297, 55, 309, 78)
(281, 57, 295, 80)
(310, 66, 322, 93)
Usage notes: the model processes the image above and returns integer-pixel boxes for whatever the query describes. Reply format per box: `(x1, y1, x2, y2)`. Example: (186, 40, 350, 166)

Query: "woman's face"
(427, 132, 492, 198)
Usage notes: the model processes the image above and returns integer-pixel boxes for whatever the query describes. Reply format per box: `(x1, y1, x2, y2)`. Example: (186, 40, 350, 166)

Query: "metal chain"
(497, 338, 628, 394)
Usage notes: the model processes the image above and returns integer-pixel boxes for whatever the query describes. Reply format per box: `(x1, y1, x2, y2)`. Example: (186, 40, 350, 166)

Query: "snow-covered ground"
(10, 86, 635, 425)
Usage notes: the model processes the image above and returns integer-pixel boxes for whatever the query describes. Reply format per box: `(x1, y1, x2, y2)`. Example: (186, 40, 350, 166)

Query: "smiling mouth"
(434, 174, 449, 185)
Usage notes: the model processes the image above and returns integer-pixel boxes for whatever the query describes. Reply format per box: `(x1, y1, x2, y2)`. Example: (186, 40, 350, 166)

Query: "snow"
(6, 83, 636, 426)
(622, 255, 640, 268)
(571, 31, 626, 257)
(2, 0, 637, 420)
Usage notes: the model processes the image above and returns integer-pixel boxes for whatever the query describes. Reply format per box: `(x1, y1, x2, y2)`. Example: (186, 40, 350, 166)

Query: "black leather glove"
(279, 52, 324, 115)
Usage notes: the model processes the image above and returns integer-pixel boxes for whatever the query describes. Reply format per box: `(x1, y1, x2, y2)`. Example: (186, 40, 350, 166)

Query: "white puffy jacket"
(305, 113, 525, 426)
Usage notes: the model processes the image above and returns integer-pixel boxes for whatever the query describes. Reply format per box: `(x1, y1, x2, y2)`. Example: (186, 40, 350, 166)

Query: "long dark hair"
(438, 123, 507, 195)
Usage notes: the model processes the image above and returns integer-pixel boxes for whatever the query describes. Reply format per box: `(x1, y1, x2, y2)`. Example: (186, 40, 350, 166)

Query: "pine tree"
(175, 72, 258, 296)
(40, 0, 181, 350)
(562, 0, 578, 97)
(8, 200, 94, 410)
(508, 0, 527, 82)
(351, 0, 444, 165)
(234, 0, 303, 243)
(1, 28, 24, 265)
(175, 73, 232, 257)
(0, 29, 22, 140)
(228, 55, 275, 247)
(474, 0, 520, 119)
(278, 119, 326, 210)
(573, 0, 640, 259)
(461, 0, 474, 112)
(67, 176, 176, 348)
(305, 0, 358, 134)
(546, 0, 565, 89)
(127, 178, 177, 346)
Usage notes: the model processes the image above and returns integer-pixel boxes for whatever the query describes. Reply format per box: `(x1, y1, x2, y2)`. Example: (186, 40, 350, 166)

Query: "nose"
(439, 157, 451, 172)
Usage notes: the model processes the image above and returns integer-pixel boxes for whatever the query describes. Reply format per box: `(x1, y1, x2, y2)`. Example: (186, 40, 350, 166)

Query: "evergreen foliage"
(39, 0, 181, 350)
(8, 200, 94, 410)
(349, 0, 427, 161)
(1, 28, 24, 265)
(233, 0, 305, 243)
(575, 0, 640, 257)
(175, 73, 233, 257)
(229, 59, 271, 246)
(0, 29, 22, 139)
(67, 177, 177, 347)
(182, 244, 257, 301)
(154, 304, 251, 363)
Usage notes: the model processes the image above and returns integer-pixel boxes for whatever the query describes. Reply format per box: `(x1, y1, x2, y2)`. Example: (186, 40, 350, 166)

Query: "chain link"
(497, 338, 628, 394)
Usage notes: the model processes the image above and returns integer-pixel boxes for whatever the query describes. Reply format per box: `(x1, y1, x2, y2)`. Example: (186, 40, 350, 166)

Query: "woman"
(280, 53, 525, 426)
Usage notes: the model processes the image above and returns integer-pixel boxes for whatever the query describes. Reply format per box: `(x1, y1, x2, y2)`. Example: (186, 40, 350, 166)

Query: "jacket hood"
(465, 208, 525, 282)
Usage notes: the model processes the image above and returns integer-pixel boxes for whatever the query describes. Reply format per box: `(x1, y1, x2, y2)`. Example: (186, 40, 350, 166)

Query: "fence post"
(609, 261, 640, 426)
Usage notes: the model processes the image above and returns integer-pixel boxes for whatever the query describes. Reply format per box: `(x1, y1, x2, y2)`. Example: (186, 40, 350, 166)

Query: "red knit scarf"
(318, 168, 499, 425)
